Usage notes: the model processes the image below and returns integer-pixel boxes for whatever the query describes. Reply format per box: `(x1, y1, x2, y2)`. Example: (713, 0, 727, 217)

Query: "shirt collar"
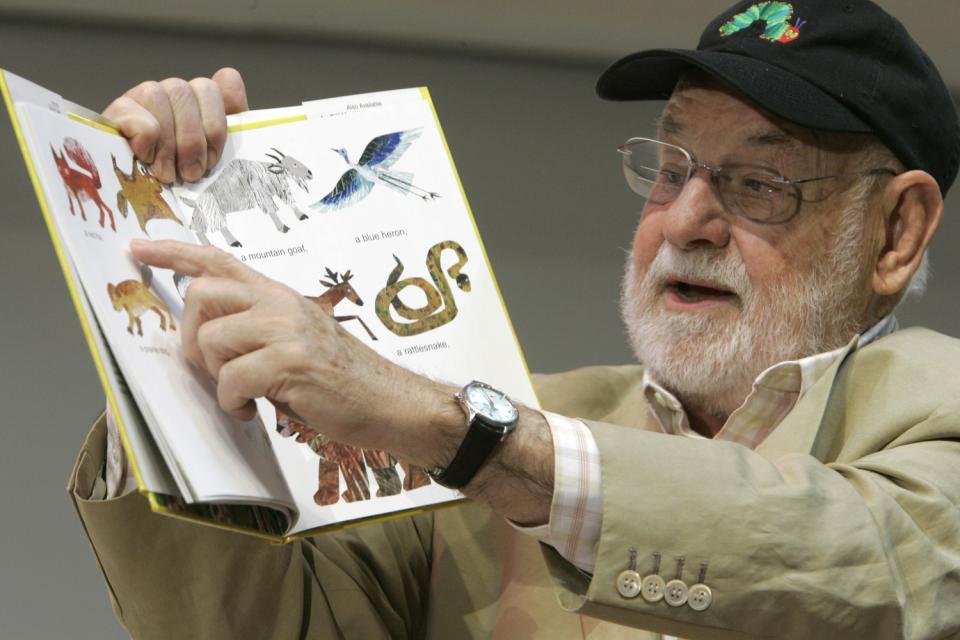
(641, 314, 898, 439)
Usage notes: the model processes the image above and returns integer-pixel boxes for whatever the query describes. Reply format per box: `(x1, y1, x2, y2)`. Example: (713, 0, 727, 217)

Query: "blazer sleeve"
(69, 414, 433, 640)
(539, 402, 960, 640)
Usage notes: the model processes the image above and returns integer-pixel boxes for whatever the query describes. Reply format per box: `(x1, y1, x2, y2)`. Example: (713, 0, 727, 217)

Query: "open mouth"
(666, 279, 736, 303)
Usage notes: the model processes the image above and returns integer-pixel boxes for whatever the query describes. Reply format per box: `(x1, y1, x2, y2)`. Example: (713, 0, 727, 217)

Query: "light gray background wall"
(0, 7, 957, 638)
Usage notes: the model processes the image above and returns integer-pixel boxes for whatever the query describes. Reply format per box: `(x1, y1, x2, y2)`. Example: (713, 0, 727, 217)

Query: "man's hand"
(131, 238, 463, 470)
(103, 68, 249, 184)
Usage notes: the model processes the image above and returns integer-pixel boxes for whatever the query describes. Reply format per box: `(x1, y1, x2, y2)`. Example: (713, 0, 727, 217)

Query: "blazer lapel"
(599, 374, 660, 433)
(755, 335, 858, 461)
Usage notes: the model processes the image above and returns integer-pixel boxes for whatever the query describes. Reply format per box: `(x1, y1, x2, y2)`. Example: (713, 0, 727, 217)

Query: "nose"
(660, 169, 731, 251)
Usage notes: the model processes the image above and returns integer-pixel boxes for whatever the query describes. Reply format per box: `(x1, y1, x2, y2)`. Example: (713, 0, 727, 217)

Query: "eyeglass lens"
(620, 139, 799, 223)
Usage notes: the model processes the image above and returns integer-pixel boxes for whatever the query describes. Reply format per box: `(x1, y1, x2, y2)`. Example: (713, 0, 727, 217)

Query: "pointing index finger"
(130, 239, 263, 283)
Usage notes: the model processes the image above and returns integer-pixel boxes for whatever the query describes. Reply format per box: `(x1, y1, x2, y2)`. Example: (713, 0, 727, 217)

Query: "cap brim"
(597, 49, 872, 134)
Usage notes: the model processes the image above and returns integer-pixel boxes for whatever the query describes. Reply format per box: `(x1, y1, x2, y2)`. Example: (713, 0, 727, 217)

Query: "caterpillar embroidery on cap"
(719, 2, 806, 43)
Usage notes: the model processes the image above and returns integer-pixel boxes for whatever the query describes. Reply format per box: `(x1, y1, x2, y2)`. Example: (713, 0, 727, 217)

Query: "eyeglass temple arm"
(785, 167, 898, 186)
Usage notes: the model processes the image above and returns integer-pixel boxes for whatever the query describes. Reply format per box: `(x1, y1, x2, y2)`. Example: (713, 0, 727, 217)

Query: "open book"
(2, 69, 538, 542)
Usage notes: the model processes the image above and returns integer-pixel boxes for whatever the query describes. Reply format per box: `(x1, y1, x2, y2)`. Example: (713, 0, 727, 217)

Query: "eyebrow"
(654, 113, 803, 154)
(655, 113, 683, 138)
(746, 128, 799, 148)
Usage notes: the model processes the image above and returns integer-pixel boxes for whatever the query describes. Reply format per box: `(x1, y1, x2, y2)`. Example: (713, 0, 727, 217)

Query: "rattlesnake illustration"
(375, 240, 471, 337)
(718, 2, 804, 43)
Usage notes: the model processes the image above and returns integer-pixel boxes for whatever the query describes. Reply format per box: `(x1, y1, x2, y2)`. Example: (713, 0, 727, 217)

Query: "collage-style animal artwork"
(179, 148, 313, 247)
(307, 267, 378, 341)
(168, 126, 441, 256)
(107, 267, 177, 338)
(265, 251, 474, 506)
(310, 128, 440, 213)
(48, 115, 462, 346)
(51, 137, 117, 231)
(376, 240, 471, 337)
(276, 410, 431, 505)
(112, 155, 182, 234)
(40, 128, 185, 339)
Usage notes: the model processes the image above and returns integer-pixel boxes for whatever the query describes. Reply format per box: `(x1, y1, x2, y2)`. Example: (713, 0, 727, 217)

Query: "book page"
(171, 89, 538, 534)
(0, 72, 178, 496)
(85, 301, 179, 496)
(15, 103, 296, 516)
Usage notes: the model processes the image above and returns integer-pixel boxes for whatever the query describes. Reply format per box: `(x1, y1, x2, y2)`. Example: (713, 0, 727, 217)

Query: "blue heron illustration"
(309, 128, 440, 212)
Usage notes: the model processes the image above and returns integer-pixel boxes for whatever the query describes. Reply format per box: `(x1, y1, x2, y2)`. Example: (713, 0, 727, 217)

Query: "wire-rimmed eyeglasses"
(617, 137, 897, 224)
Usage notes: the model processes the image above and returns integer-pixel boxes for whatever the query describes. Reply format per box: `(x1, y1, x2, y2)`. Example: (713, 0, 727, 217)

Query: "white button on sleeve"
(688, 583, 713, 611)
(664, 579, 689, 607)
(616, 569, 642, 599)
(641, 574, 666, 603)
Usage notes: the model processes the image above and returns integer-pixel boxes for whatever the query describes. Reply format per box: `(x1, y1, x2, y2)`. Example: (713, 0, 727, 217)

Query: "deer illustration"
(112, 155, 182, 234)
(306, 268, 378, 341)
(107, 267, 176, 337)
(51, 138, 116, 231)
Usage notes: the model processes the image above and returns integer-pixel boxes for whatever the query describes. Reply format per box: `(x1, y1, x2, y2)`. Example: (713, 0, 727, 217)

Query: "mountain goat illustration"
(181, 148, 313, 247)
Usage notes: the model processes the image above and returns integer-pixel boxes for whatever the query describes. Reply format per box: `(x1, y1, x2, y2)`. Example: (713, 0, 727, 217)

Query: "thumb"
(212, 67, 249, 115)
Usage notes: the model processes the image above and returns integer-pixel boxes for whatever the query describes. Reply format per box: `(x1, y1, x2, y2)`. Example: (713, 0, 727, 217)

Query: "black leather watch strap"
(429, 415, 507, 489)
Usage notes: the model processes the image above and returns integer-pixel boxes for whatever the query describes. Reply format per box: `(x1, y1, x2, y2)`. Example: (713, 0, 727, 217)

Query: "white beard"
(620, 213, 869, 421)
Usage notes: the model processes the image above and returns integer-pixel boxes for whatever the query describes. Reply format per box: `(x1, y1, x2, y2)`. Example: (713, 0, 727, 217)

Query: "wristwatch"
(428, 381, 520, 489)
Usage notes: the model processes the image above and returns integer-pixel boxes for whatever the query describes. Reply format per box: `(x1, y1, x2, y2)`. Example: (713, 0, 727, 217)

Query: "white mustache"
(642, 245, 751, 299)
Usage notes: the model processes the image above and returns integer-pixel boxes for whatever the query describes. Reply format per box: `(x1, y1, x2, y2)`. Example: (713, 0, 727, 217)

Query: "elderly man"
(70, 0, 960, 638)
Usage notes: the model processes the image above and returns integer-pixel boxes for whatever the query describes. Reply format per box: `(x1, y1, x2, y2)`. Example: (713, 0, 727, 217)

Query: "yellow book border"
(228, 113, 307, 132)
(418, 86, 537, 397)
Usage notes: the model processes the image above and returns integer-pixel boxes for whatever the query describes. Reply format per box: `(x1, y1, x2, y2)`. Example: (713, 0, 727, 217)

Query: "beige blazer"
(69, 328, 960, 639)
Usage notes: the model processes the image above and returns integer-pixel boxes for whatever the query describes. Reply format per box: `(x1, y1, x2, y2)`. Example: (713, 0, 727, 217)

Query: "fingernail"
(206, 148, 218, 170)
(181, 160, 204, 182)
(154, 160, 173, 184)
(131, 238, 148, 249)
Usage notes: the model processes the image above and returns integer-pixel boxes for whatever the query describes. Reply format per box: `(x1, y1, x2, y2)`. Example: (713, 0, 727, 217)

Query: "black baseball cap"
(597, 0, 960, 194)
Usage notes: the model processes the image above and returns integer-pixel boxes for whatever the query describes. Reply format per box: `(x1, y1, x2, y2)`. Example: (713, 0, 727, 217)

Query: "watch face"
(465, 383, 519, 424)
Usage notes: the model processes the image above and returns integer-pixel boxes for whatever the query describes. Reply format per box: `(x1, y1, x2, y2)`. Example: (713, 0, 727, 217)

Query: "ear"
(871, 170, 943, 297)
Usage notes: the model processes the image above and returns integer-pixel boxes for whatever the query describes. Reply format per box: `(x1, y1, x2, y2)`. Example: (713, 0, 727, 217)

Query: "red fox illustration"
(51, 138, 116, 231)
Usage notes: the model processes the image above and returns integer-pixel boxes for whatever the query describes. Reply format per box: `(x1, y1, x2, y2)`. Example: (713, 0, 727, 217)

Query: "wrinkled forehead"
(657, 76, 838, 175)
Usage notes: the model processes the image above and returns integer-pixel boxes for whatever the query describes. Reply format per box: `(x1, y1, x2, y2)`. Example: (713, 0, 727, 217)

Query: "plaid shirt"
(519, 315, 898, 573)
